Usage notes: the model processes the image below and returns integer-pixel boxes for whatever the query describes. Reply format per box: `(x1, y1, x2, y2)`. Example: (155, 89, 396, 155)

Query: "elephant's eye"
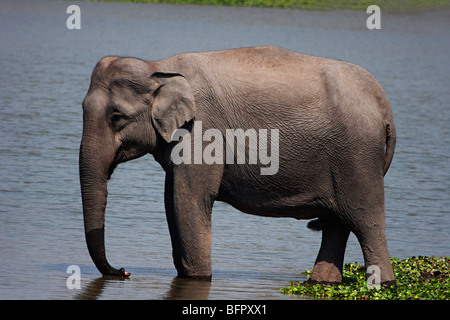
(111, 112, 124, 122)
(111, 112, 128, 130)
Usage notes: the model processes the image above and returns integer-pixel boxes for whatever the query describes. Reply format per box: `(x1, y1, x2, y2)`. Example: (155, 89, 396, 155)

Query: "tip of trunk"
(85, 227, 130, 277)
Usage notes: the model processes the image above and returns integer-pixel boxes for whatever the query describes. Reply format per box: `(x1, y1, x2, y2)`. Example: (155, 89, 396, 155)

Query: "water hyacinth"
(282, 256, 449, 300)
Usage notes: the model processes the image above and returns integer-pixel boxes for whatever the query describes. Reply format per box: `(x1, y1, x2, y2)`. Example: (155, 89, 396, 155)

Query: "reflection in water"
(75, 276, 211, 300)
(164, 278, 211, 300)
(74, 277, 114, 300)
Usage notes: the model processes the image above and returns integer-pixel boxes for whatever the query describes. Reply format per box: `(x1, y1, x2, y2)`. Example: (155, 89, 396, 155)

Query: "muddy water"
(0, 0, 448, 299)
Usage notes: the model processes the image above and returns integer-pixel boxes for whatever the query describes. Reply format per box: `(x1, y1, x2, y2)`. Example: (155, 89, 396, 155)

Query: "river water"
(0, 0, 448, 300)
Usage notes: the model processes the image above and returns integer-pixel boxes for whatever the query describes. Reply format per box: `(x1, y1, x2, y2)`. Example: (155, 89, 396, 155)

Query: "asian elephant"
(79, 46, 396, 286)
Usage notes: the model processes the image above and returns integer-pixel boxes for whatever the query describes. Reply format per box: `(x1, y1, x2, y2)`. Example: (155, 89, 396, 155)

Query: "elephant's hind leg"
(307, 217, 350, 285)
(351, 207, 396, 287)
(333, 175, 396, 287)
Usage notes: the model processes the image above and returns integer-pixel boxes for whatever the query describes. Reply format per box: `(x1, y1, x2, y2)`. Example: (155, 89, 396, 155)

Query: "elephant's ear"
(150, 72, 196, 143)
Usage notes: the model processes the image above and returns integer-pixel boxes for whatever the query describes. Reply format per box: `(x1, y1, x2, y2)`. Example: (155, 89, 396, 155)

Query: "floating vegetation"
(282, 256, 450, 300)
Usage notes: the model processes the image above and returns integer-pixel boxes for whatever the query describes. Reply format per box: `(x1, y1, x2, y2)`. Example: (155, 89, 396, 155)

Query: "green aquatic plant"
(282, 256, 450, 300)
(87, 0, 450, 12)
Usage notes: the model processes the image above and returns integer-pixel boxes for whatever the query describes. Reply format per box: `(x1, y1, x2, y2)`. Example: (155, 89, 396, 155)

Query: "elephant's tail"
(383, 120, 396, 176)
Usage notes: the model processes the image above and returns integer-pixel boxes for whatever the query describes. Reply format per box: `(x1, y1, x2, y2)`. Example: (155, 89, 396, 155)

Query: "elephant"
(79, 46, 397, 286)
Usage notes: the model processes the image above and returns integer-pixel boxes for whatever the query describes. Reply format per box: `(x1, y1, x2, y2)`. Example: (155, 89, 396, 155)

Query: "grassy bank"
(89, 0, 450, 12)
(282, 256, 449, 300)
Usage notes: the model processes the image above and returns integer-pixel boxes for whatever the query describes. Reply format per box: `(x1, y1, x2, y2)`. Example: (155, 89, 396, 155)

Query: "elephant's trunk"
(79, 130, 129, 277)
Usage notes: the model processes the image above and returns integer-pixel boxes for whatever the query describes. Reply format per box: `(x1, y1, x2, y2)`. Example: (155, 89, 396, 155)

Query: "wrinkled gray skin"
(80, 46, 396, 286)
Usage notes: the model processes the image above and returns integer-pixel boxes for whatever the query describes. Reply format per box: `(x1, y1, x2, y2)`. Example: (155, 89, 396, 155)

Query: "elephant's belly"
(216, 189, 330, 220)
(216, 158, 332, 219)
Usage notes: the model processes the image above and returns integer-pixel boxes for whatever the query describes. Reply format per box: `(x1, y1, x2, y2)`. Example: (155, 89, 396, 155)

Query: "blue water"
(0, 0, 448, 299)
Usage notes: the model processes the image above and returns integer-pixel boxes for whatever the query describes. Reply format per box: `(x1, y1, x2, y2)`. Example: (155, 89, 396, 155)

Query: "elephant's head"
(79, 56, 196, 276)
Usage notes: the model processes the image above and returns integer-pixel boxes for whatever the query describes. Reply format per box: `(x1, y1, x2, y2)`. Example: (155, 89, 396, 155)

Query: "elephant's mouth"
(107, 161, 118, 180)
(107, 144, 147, 180)
(107, 147, 123, 180)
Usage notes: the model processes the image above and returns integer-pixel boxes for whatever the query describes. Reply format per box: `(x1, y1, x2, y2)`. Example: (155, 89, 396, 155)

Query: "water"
(0, 0, 448, 300)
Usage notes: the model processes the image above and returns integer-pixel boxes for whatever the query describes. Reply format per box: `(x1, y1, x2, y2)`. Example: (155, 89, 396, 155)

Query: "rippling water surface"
(0, 0, 448, 299)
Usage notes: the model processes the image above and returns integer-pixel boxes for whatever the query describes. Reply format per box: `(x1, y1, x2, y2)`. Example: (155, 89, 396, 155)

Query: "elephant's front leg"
(164, 169, 216, 280)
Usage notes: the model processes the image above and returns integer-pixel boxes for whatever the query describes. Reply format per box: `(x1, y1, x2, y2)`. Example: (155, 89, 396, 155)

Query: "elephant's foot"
(307, 263, 397, 287)
(380, 280, 396, 288)
(177, 273, 212, 281)
(176, 266, 212, 281)
(307, 260, 343, 285)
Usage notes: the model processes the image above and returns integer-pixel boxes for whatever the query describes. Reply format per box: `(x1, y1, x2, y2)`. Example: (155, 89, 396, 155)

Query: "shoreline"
(82, 0, 450, 12)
